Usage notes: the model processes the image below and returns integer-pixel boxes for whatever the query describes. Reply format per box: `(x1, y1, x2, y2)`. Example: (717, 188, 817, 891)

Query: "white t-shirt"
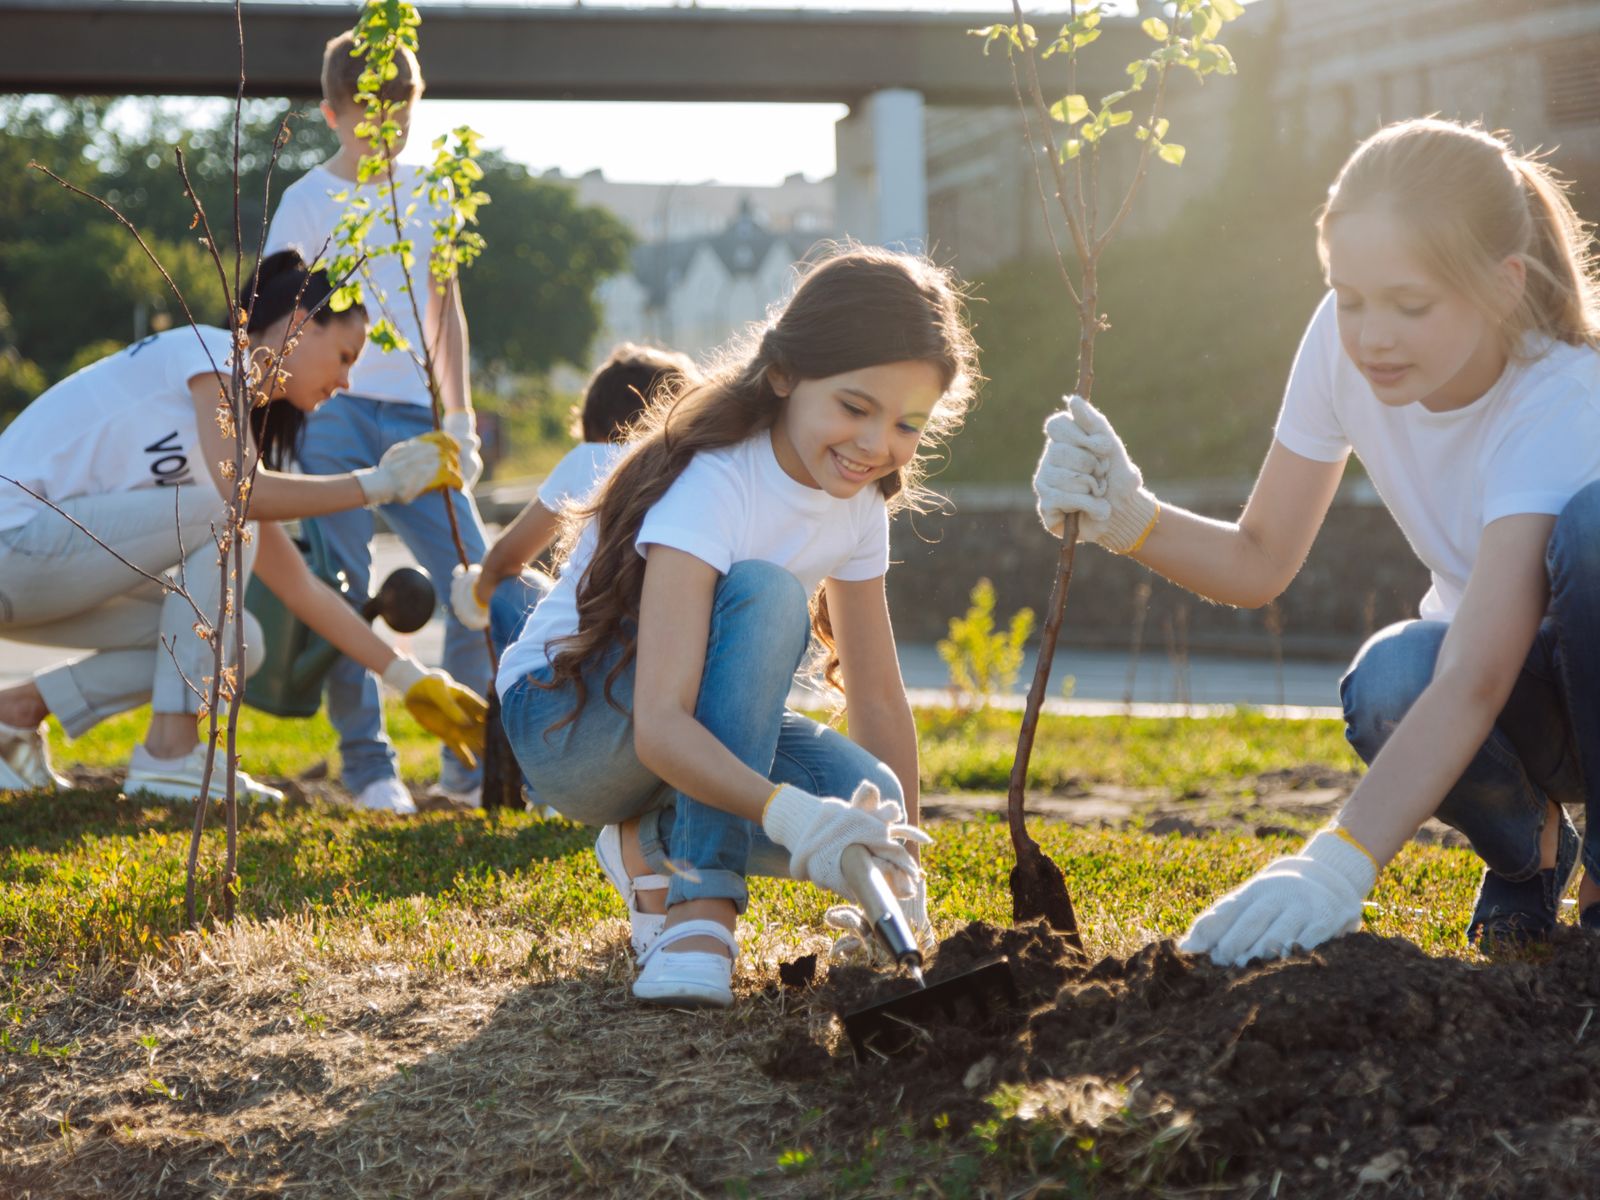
(536, 442, 624, 512)
(265, 162, 448, 407)
(1275, 292, 1600, 621)
(0, 326, 232, 533)
(497, 431, 891, 696)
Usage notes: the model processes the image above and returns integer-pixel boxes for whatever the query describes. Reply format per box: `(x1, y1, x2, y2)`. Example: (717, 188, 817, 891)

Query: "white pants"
(0, 487, 262, 737)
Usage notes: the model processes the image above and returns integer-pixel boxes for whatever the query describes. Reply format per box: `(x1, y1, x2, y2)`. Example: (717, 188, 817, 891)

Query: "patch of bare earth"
(0, 922, 840, 1199)
(924, 766, 1475, 848)
(783, 921, 1600, 1198)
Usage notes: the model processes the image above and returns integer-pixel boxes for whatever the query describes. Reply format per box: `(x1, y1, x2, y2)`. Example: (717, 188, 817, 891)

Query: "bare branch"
(1008, 0, 1092, 270)
(1095, 63, 1172, 256)
(27, 163, 227, 387)
(1007, 52, 1082, 310)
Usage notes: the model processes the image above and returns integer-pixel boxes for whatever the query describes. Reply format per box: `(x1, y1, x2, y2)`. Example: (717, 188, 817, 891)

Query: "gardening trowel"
(837, 846, 1019, 1061)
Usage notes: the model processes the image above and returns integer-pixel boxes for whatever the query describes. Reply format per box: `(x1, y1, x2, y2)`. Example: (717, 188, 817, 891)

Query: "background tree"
(464, 151, 633, 381)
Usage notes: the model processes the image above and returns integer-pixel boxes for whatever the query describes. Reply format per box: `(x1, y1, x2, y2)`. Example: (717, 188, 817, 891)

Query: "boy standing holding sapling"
(266, 29, 489, 813)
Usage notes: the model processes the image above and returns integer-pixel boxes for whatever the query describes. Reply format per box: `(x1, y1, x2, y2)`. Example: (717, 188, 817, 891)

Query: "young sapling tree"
(972, 0, 1243, 936)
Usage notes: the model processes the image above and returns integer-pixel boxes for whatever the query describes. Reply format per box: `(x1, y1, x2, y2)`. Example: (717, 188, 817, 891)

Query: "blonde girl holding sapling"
(497, 246, 976, 1007)
(1033, 118, 1600, 963)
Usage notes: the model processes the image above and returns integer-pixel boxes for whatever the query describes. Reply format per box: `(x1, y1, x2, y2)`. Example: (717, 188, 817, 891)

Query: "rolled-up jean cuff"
(34, 664, 96, 739)
(635, 806, 752, 911)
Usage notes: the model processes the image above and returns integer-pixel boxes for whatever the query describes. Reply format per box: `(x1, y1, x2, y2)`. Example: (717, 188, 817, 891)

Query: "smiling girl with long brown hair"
(496, 245, 978, 1006)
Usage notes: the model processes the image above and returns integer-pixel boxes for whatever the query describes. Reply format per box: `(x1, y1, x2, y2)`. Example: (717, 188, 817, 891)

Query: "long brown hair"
(540, 244, 978, 728)
(1318, 117, 1600, 354)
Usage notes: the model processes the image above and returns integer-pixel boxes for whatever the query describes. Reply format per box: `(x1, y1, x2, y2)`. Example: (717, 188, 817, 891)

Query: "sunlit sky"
(134, 0, 1158, 187)
(405, 1, 1147, 185)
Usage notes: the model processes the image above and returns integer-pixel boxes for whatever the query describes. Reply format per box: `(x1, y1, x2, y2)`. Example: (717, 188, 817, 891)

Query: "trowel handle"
(840, 845, 923, 971)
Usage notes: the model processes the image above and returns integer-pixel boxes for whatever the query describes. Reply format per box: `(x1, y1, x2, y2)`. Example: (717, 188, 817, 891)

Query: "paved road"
(2, 533, 1346, 717)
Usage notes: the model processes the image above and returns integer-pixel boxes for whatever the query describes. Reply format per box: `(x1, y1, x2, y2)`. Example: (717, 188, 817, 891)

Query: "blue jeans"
(1341, 480, 1600, 883)
(299, 394, 490, 793)
(498, 560, 903, 912)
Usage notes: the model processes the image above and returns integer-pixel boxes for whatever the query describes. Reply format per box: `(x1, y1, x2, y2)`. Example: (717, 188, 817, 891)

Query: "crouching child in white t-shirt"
(448, 342, 698, 657)
(496, 246, 978, 1007)
(1032, 118, 1600, 964)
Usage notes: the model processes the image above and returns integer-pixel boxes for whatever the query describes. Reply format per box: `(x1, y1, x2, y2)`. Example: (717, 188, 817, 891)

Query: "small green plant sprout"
(969, 0, 1244, 934)
(938, 578, 1036, 710)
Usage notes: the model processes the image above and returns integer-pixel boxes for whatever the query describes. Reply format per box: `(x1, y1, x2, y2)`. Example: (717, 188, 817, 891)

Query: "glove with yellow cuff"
(1180, 827, 1379, 966)
(355, 431, 463, 508)
(380, 654, 489, 767)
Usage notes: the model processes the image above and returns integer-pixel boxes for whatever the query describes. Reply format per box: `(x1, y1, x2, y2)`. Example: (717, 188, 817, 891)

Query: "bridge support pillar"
(835, 88, 926, 251)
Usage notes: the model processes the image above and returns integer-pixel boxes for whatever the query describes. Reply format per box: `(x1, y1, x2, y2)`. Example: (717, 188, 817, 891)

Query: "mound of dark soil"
(779, 922, 1600, 1198)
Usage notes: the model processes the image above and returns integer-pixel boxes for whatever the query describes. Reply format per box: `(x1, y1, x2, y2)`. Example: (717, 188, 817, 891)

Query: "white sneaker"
(354, 777, 417, 815)
(125, 744, 285, 805)
(0, 719, 69, 792)
(632, 920, 738, 1008)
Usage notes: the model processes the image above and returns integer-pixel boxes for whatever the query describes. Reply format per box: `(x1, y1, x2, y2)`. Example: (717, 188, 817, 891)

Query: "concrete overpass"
(0, 0, 1139, 248)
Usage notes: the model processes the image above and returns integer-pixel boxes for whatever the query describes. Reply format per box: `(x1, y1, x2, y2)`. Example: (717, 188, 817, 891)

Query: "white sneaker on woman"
(0, 719, 69, 792)
(354, 777, 417, 815)
(632, 919, 738, 1008)
(124, 744, 285, 804)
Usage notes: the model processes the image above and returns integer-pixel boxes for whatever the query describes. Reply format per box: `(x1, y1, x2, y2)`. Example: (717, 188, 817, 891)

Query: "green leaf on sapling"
(1141, 16, 1169, 40)
(1158, 142, 1187, 165)
(1049, 95, 1090, 124)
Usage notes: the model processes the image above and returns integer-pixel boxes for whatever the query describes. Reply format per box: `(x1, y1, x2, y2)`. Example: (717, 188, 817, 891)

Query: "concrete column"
(834, 88, 927, 251)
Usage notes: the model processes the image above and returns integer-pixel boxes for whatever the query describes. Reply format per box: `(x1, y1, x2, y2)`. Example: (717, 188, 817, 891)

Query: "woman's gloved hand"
(450, 563, 491, 632)
(762, 780, 931, 902)
(355, 431, 463, 508)
(441, 410, 484, 491)
(380, 653, 489, 767)
(1180, 828, 1379, 966)
(1033, 395, 1159, 553)
(825, 871, 933, 964)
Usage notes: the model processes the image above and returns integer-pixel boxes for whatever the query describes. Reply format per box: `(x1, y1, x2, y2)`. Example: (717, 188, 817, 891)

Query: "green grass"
(0, 787, 1476, 972)
(48, 703, 1360, 798)
(915, 707, 1357, 794)
(7, 705, 1408, 974)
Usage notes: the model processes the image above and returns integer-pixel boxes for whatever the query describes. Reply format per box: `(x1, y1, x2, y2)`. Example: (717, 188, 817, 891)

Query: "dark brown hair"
(242, 249, 366, 469)
(578, 342, 697, 443)
(540, 244, 977, 728)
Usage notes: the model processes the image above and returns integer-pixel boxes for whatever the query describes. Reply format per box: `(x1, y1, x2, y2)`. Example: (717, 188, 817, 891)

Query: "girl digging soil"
(1034, 117, 1600, 964)
(0, 251, 487, 809)
(497, 246, 977, 1007)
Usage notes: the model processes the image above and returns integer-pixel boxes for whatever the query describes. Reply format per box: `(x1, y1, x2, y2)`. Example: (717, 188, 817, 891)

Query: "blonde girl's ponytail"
(1510, 155, 1600, 349)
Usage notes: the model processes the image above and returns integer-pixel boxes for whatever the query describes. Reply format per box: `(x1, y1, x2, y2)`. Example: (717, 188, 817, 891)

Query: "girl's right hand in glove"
(355, 431, 463, 508)
(450, 563, 491, 631)
(762, 780, 931, 902)
(1033, 395, 1158, 553)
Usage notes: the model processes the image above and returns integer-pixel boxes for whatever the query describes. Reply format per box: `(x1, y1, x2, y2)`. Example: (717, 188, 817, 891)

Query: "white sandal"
(632, 919, 738, 1008)
(594, 824, 668, 957)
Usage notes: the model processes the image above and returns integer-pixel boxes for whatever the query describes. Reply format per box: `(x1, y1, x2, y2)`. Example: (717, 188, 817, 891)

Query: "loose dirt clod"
(784, 920, 1600, 1198)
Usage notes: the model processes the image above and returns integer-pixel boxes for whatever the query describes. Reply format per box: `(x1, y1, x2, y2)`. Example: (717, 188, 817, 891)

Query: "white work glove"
(1033, 395, 1159, 553)
(762, 780, 931, 903)
(354, 431, 462, 508)
(1180, 828, 1378, 966)
(825, 872, 932, 965)
(442, 410, 484, 490)
(450, 563, 490, 631)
